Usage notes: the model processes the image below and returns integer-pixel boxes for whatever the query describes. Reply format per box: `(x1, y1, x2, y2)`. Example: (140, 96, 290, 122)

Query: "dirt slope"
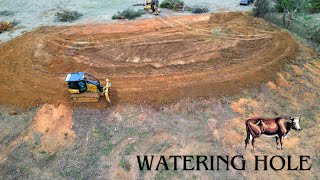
(0, 12, 299, 108)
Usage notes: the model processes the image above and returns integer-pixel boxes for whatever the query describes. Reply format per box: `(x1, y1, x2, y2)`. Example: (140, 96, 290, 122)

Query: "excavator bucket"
(105, 79, 111, 103)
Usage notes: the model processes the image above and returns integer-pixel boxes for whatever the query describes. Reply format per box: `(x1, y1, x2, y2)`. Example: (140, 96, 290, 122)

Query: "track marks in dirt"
(0, 12, 299, 108)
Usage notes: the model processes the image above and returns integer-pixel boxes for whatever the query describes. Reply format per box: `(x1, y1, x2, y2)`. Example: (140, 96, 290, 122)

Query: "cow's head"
(289, 115, 301, 131)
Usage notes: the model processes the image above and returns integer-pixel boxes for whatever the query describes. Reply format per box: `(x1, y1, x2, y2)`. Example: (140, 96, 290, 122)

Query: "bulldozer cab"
(65, 72, 102, 93)
(68, 81, 87, 93)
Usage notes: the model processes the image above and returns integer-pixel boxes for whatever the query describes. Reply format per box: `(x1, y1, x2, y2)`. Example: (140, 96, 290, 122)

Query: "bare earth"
(0, 12, 319, 180)
(0, 12, 299, 108)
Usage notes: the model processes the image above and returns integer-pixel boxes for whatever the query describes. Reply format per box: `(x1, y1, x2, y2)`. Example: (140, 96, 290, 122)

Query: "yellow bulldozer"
(64, 72, 111, 103)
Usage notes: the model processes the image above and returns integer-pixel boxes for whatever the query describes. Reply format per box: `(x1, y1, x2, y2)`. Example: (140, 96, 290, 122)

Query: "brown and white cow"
(245, 116, 301, 150)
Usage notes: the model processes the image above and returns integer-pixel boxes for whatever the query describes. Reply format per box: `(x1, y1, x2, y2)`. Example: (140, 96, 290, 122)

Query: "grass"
(123, 143, 136, 156)
(55, 10, 83, 22)
(102, 143, 114, 156)
(152, 141, 172, 153)
(32, 132, 42, 148)
(211, 28, 224, 37)
(39, 151, 56, 161)
(118, 157, 131, 171)
(154, 161, 184, 180)
(60, 166, 82, 179)
(112, 9, 144, 20)
(19, 164, 29, 173)
(192, 174, 198, 180)
(285, 63, 293, 71)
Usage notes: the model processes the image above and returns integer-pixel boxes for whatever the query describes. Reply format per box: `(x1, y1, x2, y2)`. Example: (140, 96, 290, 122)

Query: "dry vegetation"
(0, 21, 16, 33)
(0, 44, 319, 179)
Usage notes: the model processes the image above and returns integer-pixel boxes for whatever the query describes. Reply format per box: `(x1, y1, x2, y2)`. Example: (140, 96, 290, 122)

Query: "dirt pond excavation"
(0, 12, 299, 108)
(0, 10, 319, 180)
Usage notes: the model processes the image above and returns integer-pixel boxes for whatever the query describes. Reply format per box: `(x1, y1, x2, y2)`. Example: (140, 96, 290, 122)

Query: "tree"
(310, 0, 320, 12)
(276, 0, 311, 28)
(302, 16, 320, 42)
(253, 0, 272, 17)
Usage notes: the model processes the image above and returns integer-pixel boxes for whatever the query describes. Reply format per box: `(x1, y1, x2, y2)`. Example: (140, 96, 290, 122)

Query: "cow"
(245, 116, 301, 150)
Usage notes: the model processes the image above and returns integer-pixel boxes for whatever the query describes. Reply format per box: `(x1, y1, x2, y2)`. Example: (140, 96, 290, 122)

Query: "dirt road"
(0, 12, 299, 108)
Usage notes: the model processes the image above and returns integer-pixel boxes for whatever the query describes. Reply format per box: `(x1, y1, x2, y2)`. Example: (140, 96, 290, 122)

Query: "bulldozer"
(64, 72, 111, 103)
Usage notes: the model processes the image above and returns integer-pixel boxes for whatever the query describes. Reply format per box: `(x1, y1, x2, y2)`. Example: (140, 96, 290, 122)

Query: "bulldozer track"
(70, 92, 100, 102)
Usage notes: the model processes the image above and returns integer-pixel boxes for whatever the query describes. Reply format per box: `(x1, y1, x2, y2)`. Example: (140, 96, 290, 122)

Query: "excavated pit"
(0, 12, 299, 108)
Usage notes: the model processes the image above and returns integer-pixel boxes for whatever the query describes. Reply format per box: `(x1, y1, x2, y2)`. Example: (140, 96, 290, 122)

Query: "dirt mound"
(0, 12, 299, 108)
(29, 104, 75, 153)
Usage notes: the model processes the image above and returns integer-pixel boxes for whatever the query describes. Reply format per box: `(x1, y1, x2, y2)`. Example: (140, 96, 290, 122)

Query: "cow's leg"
(276, 136, 280, 150)
(279, 136, 284, 150)
(252, 137, 256, 151)
(245, 138, 248, 150)
(245, 126, 251, 150)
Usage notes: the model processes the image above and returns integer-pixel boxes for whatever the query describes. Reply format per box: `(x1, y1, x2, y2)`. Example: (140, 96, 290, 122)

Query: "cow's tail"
(245, 119, 251, 149)
(246, 119, 257, 138)
(245, 119, 258, 149)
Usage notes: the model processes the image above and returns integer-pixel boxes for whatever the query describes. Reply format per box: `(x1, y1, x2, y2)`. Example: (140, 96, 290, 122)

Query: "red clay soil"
(0, 12, 299, 108)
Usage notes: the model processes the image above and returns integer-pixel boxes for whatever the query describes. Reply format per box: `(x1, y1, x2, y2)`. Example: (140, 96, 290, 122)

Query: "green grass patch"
(118, 157, 131, 171)
(102, 143, 114, 156)
(60, 166, 82, 179)
(123, 143, 136, 155)
(112, 9, 144, 20)
(39, 151, 56, 161)
(19, 164, 30, 173)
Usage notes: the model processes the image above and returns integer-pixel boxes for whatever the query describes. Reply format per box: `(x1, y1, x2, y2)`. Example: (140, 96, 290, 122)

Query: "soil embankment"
(0, 12, 299, 108)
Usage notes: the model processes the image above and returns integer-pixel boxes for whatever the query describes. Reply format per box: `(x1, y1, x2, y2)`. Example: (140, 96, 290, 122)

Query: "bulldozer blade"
(105, 79, 111, 103)
(105, 93, 111, 103)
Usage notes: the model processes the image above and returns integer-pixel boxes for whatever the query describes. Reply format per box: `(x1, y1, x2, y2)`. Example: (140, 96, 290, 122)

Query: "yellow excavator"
(64, 72, 111, 103)
(134, 0, 160, 15)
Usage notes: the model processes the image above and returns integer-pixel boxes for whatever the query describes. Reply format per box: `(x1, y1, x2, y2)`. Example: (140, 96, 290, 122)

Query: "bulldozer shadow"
(108, 88, 120, 107)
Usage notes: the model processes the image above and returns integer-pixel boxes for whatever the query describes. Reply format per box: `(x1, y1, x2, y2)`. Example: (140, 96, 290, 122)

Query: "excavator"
(64, 72, 111, 103)
(134, 0, 160, 15)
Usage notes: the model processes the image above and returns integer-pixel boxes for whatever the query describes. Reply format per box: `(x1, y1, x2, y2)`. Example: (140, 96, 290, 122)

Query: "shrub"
(160, 0, 184, 10)
(0, 21, 18, 33)
(0, 10, 14, 16)
(55, 10, 83, 22)
(192, 6, 209, 14)
(301, 16, 320, 42)
(253, 0, 272, 17)
(310, 0, 320, 13)
(112, 9, 144, 20)
(211, 28, 224, 37)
